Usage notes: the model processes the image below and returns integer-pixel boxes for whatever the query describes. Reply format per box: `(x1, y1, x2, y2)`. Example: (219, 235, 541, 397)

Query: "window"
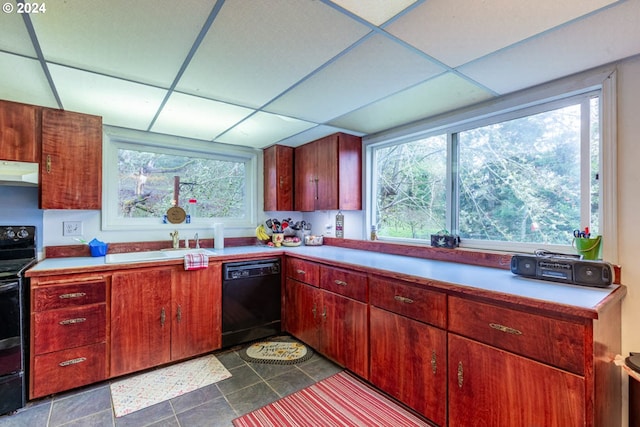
(103, 130, 258, 231)
(369, 86, 609, 253)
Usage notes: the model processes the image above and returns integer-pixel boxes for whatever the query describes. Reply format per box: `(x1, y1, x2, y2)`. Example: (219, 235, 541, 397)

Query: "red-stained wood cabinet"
(263, 144, 294, 211)
(40, 108, 102, 209)
(294, 132, 361, 212)
(0, 99, 40, 163)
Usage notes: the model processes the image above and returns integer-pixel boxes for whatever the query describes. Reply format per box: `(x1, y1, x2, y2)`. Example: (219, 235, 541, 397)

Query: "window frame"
(365, 67, 618, 261)
(102, 127, 259, 232)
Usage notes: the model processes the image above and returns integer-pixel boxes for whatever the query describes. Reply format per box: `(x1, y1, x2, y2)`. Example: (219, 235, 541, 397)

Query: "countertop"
(28, 244, 623, 317)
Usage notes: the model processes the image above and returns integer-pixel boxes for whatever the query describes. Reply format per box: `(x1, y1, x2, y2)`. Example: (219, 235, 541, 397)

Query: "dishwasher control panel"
(223, 259, 280, 281)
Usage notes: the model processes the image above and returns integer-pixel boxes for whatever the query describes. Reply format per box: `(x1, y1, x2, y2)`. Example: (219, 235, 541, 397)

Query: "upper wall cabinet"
(294, 133, 362, 212)
(41, 109, 102, 210)
(263, 144, 294, 211)
(0, 100, 40, 163)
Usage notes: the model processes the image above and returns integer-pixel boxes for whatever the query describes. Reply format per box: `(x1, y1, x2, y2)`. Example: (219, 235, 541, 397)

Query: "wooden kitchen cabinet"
(40, 108, 102, 209)
(284, 260, 368, 378)
(0, 99, 40, 162)
(294, 133, 361, 211)
(263, 144, 294, 211)
(369, 276, 447, 425)
(29, 274, 109, 398)
(111, 264, 221, 377)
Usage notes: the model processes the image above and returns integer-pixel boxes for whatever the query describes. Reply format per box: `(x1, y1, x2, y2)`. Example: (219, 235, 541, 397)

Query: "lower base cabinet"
(448, 334, 585, 427)
(370, 307, 446, 426)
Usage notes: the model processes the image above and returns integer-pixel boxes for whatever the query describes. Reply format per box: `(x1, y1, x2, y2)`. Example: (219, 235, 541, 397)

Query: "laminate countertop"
(28, 244, 624, 318)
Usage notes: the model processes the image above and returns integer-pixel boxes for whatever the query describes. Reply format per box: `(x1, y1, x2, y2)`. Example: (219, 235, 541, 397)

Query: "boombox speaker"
(510, 254, 613, 288)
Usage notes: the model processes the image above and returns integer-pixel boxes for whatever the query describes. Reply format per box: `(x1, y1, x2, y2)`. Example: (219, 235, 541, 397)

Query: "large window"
(103, 130, 258, 231)
(370, 90, 604, 253)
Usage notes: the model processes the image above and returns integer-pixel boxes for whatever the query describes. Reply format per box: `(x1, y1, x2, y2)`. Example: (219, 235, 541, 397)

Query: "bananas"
(255, 224, 270, 241)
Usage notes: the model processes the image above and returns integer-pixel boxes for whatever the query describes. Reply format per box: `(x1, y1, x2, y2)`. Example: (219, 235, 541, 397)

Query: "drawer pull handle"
(59, 357, 86, 367)
(296, 269, 306, 275)
(177, 305, 182, 323)
(46, 155, 51, 173)
(457, 361, 464, 388)
(321, 306, 327, 320)
(431, 350, 437, 374)
(59, 317, 86, 325)
(394, 295, 414, 304)
(59, 292, 86, 299)
(334, 280, 348, 286)
(489, 323, 522, 335)
(160, 307, 166, 326)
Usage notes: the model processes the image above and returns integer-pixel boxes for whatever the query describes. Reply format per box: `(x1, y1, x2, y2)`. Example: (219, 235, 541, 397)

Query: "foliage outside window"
(371, 92, 601, 251)
(118, 148, 246, 219)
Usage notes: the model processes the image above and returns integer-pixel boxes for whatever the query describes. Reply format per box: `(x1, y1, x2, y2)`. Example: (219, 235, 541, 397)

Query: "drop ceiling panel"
(386, 0, 621, 68)
(49, 64, 168, 130)
(29, 0, 212, 87)
(329, 0, 419, 25)
(151, 92, 254, 142)
(0, 53, 57, 108)
(216, 112, 317, 148)
(265, 33, 445, 123)
(458, 0, 640, 95)
(176, 0, 371, 108)
(330, 72, 494, 134)
(276, 124, 364, 147)
(0, 4, 37, 57)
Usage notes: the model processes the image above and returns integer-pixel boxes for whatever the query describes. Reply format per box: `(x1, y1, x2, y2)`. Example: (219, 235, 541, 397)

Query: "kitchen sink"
(105, 248, 213, 264)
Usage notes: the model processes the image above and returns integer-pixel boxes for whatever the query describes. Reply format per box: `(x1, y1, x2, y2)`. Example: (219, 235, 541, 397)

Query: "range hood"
(0, 160, 39, 186)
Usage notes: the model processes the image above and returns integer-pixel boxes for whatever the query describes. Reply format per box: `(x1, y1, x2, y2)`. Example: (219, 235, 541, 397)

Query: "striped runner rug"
(232, 371, 432, 427)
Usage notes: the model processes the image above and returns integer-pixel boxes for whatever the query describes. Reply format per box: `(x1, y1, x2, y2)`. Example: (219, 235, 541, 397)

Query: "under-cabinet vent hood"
(0, 160, 39, 186)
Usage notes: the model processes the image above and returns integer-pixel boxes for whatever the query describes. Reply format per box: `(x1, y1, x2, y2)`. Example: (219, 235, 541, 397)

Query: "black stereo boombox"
(510, 254, 613, 288)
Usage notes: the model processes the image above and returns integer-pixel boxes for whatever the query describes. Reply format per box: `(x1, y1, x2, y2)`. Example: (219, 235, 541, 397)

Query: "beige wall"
(617, 54, 640, 426)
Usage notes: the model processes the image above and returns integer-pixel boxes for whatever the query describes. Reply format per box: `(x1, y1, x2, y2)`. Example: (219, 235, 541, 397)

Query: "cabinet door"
(320, 290, 368, 379)
(0, 100, 39, 162)
(315, 136, 338, 210)
(264, 145, 294, 211)
(370, 307, 446, 426)
(111, 268, 172, 376)
(284, 278, 320, 349)
(172, 265, 221, 360)
(294, 142, 317, 211)
(41, 109, 102, 209)
(448, 334, 585, 427)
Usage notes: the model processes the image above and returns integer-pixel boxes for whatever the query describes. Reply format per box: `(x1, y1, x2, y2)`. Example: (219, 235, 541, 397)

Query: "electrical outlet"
(63, 221, 83, 236)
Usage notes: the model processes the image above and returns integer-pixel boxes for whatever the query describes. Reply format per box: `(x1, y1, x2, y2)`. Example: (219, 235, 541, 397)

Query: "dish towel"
(184, 253, 208, 270)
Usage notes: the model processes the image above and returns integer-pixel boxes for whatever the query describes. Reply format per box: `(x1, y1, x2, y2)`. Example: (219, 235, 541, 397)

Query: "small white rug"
(110, 354, 232, 417)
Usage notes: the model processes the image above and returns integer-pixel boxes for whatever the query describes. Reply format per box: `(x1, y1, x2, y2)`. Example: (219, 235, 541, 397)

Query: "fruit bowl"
(282, 237, 302, 247)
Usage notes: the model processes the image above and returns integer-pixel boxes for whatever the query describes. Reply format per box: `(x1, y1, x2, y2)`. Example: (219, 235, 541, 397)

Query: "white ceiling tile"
(276, 125, 365, 147)
(0, 3, 37, 57)
(217, 112, 317, 148)
(177, 0, 371, 108)
(0, 53, 57, 107)
(30, 0, 213, 87)
(152, 92, 255, 142)
(329, 0, 418, 25)
(265, 33, 445, 123)
(49, 64, 167, 130)
(387, 0, 621, 67)
(329, 73, 494, 134)
(457, 0, 640, 95)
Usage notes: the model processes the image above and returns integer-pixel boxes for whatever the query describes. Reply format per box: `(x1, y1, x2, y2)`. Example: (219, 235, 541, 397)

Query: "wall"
(616, 54, 640, 426)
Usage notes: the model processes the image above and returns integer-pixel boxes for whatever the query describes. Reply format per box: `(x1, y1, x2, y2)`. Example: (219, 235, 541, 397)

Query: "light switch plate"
(63, 221, 83, 236)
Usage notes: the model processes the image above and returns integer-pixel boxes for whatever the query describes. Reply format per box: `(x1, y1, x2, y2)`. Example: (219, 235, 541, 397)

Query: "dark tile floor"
(0, 346, 343, 427)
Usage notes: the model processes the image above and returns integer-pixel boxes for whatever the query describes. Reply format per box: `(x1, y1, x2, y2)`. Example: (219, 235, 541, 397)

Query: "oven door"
(0, 280, 22, 376)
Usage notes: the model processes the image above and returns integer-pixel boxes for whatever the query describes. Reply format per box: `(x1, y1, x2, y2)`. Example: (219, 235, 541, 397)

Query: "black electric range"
(0, 226, 36, 415)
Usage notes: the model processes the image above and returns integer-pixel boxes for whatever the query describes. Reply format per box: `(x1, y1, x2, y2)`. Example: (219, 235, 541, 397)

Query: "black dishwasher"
(222, 259, 281, 347)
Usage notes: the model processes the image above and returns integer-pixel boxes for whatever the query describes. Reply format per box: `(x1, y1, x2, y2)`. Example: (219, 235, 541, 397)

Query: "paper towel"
(214, 223, 224, 249)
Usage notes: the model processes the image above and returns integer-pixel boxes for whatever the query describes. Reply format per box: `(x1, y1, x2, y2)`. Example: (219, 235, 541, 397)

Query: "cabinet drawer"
(370, 277, 446, 329)
(33, 279, 106, 311)
(448, 296, 586, 375)
(286, 258, 320, 286)
(321, 266, 368, 302)
(31, 342, 107, 398)
(33, 304, 106, 354)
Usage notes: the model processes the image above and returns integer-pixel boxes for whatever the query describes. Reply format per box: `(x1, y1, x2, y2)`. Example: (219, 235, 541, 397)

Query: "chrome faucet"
(170, 230, 179, 249)
(194, 233, 200, 249)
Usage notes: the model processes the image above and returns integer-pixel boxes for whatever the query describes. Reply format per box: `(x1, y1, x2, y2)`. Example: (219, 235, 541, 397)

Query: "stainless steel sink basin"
(105, 248, 213, 264)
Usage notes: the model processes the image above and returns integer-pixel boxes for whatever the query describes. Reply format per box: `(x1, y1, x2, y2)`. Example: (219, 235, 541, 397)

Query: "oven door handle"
(0, 281, 19, 294)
